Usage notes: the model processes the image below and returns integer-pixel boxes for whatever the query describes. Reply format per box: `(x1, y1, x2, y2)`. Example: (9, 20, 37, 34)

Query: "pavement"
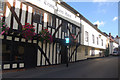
(1, 56, 119, 78)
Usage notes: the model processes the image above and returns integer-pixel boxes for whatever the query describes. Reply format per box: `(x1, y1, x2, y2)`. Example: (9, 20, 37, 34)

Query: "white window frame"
(92, 34, 95, 44)
(97, 37, 99, 45)
(85, 31, 88, 42)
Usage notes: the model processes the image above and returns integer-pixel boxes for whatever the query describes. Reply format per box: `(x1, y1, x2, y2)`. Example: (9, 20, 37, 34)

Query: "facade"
(114, 36, 120, 53)
(79, 21, 108, 59)
(114, 35, 120, 45)
(0, 0, 108, 70)
(109, 42, 119, 54)
(109, 34, 119, 55)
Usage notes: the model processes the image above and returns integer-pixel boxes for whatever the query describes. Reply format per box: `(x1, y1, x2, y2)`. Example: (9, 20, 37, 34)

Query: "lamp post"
(65, 36, 69, 67)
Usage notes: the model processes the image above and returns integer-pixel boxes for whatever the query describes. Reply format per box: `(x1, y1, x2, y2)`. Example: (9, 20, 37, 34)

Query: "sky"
(66, 1, 118, 37)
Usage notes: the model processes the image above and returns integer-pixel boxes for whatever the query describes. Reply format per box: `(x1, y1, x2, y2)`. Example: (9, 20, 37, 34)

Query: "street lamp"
(65, 37, 69, 44)
(65, 36, 69, 67)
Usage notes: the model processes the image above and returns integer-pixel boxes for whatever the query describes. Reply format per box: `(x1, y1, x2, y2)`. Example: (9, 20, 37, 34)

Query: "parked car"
(112, 51, 120, 56)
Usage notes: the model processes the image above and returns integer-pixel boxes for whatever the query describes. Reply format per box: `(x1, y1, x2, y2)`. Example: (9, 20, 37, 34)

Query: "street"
(2, 56, 119, 78)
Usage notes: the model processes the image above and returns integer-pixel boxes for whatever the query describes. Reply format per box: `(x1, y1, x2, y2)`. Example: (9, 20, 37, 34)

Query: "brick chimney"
(116, 35, 119, 38)
(109, 33, 111, 37)
(94, 24, 98, 28)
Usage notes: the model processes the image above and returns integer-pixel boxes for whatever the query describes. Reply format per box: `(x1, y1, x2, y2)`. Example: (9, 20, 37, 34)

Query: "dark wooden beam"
(76, 30, 81, 39)
(10, 0, 15, 29)
(6, 1, 22, 32)
(69, 43, 80, 61)
(53, 23, 62, 37)
(37, 45, 51, 65)
(25, 6, 28, 23)
(68, 26, 81, 41)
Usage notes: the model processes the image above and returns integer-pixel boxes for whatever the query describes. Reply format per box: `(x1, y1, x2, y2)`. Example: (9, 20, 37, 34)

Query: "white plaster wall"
(27, 6, 32, 24)
(21, 4, 26, 25)
(81, 20, 107, 50)
(5, 5, 11, 29)
(77, 46, 87, 60)
(109, 42, 119, 54)
(109, 42, 113, 54)
(13, 0, 20, 30)
(119, 39, 120, 45)
(113, 42, 118, 49)
(114, 38, 120, 45)
(7, 0, 13, 6)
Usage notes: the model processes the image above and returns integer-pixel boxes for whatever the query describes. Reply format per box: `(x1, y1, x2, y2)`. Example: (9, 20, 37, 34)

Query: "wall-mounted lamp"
(57, 0, 61, 4)
(77, 13, 79, 17)
(99, 35, 101, 38)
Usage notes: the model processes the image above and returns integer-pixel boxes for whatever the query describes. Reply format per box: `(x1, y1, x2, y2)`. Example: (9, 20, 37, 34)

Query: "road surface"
(2, 56, 119, 78)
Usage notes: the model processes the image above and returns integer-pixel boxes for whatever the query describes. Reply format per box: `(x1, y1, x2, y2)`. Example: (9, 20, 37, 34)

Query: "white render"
(81, 20, 107, 50)
(109, 42, 119, 54)
(114, 38, 120, 45)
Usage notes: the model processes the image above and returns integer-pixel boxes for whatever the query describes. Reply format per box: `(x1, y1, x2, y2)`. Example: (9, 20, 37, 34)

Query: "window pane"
(0, 1, 5, 16)
(72, 25, 76, 35)
(101, 39, 103, 46)
(33, 10, 40, 23)
(2, 44, 11, 61)
(0, 1, 4, 12)
(48, 15, 56, 28)
(16, 46, 24, 61)
(97, 37, 99, 45)
(2, 42, 25, 62)
(85, 47, 88, 56)
(85, 31, 88, 42)
(18, 46, 24, 55)
(52, 16, 56, 28)
(91, 48, 95, 56)
(48, 14, 52, 26)
(14, 45, 24, 61)
(62, 20, 67, 33)
(92, 35, 95, 44)
(40, 12, 43, 24)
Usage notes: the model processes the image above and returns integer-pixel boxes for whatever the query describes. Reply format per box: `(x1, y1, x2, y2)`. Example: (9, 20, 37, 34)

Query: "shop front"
(1, 0, 81, 70)
(2, 39, 37, 70)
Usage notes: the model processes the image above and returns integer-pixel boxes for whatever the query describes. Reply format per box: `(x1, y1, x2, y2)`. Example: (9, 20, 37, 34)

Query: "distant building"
(109, 33, 119, 54)
(79, 22, 108, 59)
(114, 35, 120, 45)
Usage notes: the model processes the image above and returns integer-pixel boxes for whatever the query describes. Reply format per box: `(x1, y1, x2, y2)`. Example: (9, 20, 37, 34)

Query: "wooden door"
(24, 44, 37, 69)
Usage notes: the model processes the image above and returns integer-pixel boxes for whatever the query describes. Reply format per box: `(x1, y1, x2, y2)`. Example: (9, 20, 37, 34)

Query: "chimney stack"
(109, 33, 111, 37)
(116, 35, 119, 38)
(94, 24, 98, 28)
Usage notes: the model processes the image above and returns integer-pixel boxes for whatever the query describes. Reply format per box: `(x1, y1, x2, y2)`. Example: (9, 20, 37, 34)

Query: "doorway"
(24, 43, 37, 69)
